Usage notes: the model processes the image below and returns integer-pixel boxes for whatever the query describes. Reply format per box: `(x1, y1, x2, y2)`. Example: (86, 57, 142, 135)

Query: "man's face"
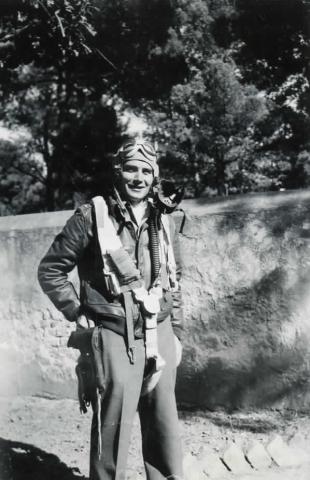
(120, 159, 154, 204)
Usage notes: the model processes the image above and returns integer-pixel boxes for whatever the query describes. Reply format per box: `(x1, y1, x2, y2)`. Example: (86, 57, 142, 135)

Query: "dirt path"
(0, 396, 309, 479)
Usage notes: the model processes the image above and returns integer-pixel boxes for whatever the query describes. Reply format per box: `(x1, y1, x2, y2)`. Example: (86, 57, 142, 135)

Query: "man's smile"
(119, 159, 154, 205)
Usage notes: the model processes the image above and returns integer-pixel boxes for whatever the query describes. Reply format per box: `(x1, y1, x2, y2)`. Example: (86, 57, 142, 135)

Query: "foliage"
(0, 136, 45, 215)
(0, 0, 309, 214)
(0, 0, 122, 211)
(220, 0, 310, 190)
(151, 57, 267, 196)
(149, 0, 310, 195)
(140, 1, 267, 195)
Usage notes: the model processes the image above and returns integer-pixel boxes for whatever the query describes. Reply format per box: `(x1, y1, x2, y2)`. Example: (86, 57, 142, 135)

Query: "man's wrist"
(76, 314, 95, 329)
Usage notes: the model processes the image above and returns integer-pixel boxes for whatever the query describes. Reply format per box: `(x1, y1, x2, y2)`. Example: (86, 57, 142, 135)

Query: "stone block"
(40, 316, 50, 328)
(49, 337, 61, 347)
(288, 433, 310, 464)
(205, 335, 221, 350)
(183, 452, 206, 480)
(55, 328, 65, 337)
(222, 443, 253, 475)
(267, 435, 308, 468)
(30, 310, 43, 329)
(59, 336, 69, 347)
(246, 440, 272, 470)
(199, 450, 229, 478)
(291, 447, 310, 466)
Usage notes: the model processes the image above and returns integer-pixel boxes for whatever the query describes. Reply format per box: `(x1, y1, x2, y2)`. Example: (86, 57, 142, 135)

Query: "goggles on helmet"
(119, 141, 156, 161)
(117, 141, 159, 177)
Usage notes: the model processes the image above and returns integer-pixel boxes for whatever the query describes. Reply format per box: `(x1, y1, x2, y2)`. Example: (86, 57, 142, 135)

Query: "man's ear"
(112, 166, 122, 184)
(152, 176, 160, 187)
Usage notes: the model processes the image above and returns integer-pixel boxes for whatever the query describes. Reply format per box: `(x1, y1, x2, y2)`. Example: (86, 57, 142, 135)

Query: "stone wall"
(1, 190, 310, 411)
(0, 211, 77, 399)
(176, 190, 310, 411)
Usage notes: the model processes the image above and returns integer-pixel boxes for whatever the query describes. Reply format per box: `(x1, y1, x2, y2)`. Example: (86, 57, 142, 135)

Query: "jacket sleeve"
(169, 215, 184, 341)
(37, 206, 90, 322)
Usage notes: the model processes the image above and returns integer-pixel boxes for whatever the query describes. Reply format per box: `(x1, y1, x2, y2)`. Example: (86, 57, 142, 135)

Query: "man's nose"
(134, 170, 144, 181)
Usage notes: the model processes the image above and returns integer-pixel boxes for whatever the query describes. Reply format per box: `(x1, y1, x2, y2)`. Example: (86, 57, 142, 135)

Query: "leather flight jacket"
(38, 196, 184, 340)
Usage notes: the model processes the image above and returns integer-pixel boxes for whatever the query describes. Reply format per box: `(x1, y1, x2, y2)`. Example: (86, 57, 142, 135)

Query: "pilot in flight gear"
(38, 139, 184, 480)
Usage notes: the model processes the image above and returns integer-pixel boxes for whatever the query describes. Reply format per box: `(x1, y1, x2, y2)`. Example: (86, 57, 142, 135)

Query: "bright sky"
(120, 112, 148, 138)
(0, 125, 12, 140)
(0, 124, 30, 142)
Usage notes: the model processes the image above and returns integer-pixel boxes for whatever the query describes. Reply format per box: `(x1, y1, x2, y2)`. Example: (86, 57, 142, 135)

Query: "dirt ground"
(0, 395, 309, 480)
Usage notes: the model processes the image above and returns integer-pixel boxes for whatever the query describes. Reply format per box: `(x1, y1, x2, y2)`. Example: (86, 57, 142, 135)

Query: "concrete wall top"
(1, 189, 310, 233)
(0, 209, 73, 232)
(181, 189, 310, 216)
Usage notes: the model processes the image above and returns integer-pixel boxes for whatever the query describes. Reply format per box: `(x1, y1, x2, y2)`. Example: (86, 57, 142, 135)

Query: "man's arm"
(37, 207, 90, 322)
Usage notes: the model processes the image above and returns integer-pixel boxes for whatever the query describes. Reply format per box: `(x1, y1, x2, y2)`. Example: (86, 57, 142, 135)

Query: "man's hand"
(76, 314, 95, 329)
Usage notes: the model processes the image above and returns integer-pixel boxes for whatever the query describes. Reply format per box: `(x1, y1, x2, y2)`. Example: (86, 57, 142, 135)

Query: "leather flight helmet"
(115, 140, 159, 178)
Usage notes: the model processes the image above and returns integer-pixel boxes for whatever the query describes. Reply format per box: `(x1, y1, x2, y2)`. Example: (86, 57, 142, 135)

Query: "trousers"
(89, 317, 183, 480)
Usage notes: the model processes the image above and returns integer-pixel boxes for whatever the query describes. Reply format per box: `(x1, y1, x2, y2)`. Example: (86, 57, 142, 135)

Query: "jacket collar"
(107, 190, 156, 224)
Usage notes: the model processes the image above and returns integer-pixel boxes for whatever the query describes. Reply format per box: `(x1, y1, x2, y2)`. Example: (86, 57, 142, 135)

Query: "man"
(38, 140, 184, 480)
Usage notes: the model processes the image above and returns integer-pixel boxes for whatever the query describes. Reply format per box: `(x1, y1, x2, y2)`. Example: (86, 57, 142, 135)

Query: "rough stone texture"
(246, 441, 273, 470)
(176, 190, 310, 411)
(0, 210, 78, 399)
(1, 190, 310, 411)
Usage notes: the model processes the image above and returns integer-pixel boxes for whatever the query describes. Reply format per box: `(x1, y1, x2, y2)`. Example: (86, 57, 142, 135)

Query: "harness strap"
(91, 196, 175, 373)
(144, 314, 159, 359)
(96, 388, 102, 459)
(161, 214, 178, 290)
(92, 196, 122, 253)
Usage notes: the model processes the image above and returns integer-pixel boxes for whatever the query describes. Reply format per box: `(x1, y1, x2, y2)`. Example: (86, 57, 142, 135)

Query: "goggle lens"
(120, 142, 156, 162)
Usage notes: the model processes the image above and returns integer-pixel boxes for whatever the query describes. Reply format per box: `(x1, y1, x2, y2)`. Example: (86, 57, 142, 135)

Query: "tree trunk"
(45, 168, 55, 211)
(215, 149, 227, 196)
(42, 112, 55, 211)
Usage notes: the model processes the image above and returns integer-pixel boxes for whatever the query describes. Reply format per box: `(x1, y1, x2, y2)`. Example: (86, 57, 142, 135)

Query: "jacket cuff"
(63, 304, 81, 322)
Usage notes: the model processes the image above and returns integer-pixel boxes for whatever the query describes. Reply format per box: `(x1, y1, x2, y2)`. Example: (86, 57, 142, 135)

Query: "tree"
(217, 0, 310, 190)
(0, 136, 45, 215)
(134, 1, 267, 196)
(0, 0, 122, 211)
(151, 57, 267, 196)
(0, 0, 185, 211)
(142, 0, 310, 196)
(1, 0, 309, 210)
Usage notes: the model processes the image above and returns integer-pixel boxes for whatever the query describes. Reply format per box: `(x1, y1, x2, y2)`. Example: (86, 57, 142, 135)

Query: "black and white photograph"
(0, 1, 310, 479)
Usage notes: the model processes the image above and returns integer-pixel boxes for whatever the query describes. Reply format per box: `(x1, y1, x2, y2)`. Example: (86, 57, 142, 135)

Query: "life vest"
(92, 195, 178, 296)
(92, 195, 177, 376)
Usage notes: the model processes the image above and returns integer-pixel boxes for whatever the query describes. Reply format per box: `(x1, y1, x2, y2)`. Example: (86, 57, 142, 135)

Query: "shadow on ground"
(0, 438, 86, 480)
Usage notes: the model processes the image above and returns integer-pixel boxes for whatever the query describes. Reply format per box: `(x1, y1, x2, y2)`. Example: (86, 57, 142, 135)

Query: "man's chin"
(128, 195, 147, 204)
(125, 188, 149, 203)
